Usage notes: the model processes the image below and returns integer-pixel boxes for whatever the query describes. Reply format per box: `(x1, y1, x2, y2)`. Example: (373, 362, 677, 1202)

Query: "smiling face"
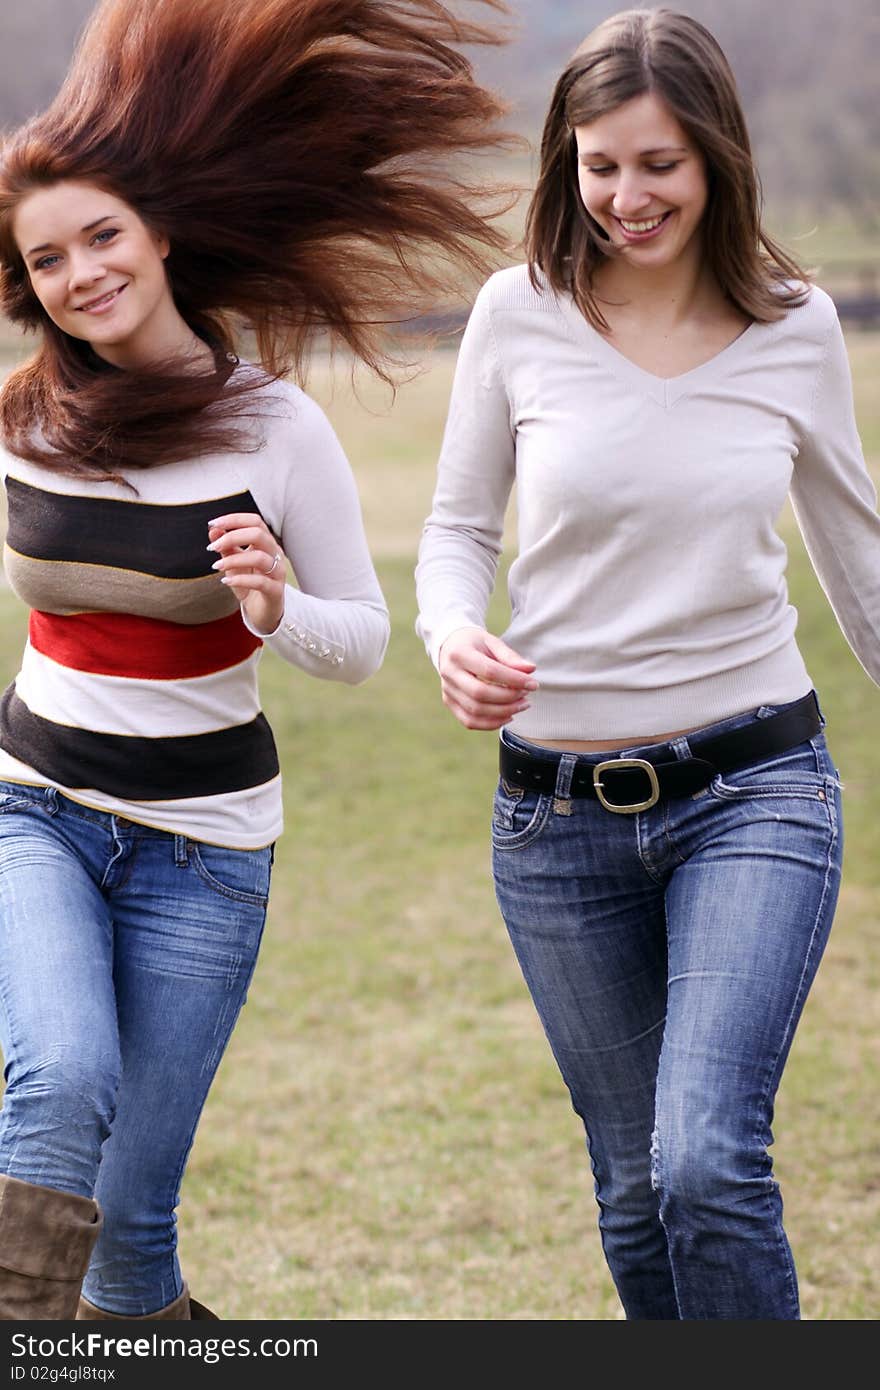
(12, 180, 178, 368)
(574, 91, 709, 276)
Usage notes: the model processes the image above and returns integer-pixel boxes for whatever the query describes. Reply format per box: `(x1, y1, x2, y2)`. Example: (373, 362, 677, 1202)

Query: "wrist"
(243, 597, 284, 638)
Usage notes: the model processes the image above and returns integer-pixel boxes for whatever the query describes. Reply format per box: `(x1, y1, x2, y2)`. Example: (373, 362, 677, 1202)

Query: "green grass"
(0, 336, 877, 1319)
(197, 552, 880, 1321)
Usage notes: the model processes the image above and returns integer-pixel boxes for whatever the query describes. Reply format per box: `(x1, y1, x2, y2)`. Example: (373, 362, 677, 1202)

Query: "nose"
(67, 251, 105, 294)
(611, 170, 651, 217)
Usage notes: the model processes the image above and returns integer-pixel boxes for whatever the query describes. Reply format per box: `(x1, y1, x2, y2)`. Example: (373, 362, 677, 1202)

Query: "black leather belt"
(499, 692, 822, 814)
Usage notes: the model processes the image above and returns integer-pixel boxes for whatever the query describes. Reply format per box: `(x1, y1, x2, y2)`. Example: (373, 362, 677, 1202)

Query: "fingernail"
(524, 680, 539, 691)
(211, 559, 223, 570)
(207, 517, 222, 526)
(206, 542, 220, 552)
(220, 576, 232, 585)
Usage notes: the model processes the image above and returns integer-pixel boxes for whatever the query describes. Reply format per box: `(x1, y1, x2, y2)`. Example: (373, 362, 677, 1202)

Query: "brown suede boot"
(77, 1285, 219, 1320)
(0, 1174, 103, 1321)
(189, 1296, 219, 1320)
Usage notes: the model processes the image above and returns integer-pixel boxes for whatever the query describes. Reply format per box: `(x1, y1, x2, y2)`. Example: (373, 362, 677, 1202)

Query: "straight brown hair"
(525, 7, 810, 331)
(0, 0, 516, 478)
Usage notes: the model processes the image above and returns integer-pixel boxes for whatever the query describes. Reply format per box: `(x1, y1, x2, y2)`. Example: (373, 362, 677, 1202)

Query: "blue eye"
(33, 254, 61, 271)
(92, 228, 118, 245)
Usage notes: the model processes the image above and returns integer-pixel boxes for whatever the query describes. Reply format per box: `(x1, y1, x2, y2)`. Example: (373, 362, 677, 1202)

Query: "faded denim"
(492, 695, 843, 1320)
(0, 783, 270, 1315)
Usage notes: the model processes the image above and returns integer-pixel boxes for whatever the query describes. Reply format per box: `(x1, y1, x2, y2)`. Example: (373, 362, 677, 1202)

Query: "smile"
(615, 211, 673, 240)
(76, 284, 127, 313)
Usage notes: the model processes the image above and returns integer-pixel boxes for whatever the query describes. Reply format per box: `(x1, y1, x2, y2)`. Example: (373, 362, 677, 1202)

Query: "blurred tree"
(482, 0, 879, 230)
(0, 0, 94, 129)
(1, 0, 876, 228)
(691, 0, 880, 229)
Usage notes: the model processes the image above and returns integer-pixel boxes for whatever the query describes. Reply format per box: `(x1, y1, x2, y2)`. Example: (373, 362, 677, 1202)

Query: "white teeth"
(620, 214, 666, 232)
(81, 287, 122, 310)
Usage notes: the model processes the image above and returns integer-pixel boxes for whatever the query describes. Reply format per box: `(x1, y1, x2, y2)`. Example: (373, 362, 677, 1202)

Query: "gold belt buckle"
(593, 758, 661, 814)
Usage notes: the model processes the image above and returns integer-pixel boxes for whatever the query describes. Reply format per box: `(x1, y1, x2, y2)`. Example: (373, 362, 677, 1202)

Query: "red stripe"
(29, 610, 262, 679)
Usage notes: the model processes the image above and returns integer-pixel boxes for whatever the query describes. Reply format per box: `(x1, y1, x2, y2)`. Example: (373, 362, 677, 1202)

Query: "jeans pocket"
(708, 738, 838, 801)
(491, 779, 552, 850)
(188, 841, 272, 905)
(0, 785, 42, 815)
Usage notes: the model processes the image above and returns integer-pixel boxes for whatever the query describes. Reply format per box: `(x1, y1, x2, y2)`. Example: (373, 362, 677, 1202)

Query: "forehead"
(573, 91, 691, 152)
(13, 181, 132, 252)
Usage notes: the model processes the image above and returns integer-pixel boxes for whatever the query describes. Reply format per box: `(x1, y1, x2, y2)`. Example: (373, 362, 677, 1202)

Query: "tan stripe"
(4, 550, 239, 625)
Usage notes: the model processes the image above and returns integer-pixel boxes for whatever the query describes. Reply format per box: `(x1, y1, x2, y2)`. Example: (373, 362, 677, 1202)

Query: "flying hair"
(0, 0, 517, 477)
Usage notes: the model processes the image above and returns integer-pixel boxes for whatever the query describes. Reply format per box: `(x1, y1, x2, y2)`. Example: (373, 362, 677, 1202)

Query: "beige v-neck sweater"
(415, 265, 880, 739)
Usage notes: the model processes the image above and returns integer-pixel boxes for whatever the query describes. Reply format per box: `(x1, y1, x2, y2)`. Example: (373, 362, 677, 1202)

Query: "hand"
(438, 627, 538, 730)
(207, 512, 287, 635)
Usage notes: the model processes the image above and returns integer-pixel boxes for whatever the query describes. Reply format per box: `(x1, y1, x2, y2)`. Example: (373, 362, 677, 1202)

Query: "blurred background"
(2, 0, 878, 318)
(3, 0, 879, 262)
(0, 1, 877, 1321)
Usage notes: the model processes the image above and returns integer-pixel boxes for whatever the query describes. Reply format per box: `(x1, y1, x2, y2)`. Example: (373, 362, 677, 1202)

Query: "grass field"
(0, 334, 878, 1320)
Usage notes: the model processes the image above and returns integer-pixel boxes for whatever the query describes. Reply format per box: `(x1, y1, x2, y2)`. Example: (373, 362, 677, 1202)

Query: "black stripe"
(4, 478, 260, 580)
(0, 687, 279, 799)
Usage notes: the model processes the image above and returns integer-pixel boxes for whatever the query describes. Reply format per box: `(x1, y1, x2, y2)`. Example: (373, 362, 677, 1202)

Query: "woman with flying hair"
(417, 8, 879, 1317)
(0, 0, 511, 1320)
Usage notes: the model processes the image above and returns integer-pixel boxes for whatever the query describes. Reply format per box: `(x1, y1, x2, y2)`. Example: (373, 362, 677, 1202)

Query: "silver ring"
(267, 553, 281, 575)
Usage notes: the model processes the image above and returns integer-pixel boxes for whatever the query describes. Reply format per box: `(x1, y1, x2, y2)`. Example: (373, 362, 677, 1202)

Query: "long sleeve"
(415, 281, 516, 667)
(790, 311, 880, 686)
(244, 386, 390, 685)
(0, 383, 388, 845)
(413, 266, 870, 740)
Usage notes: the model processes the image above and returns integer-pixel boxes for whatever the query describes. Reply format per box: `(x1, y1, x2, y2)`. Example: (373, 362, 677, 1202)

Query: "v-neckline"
(555, 291, 760, 408)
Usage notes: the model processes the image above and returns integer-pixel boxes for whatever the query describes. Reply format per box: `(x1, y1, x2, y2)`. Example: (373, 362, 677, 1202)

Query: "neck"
(593, 240, 718, 329)
(94, 301, 216, 374)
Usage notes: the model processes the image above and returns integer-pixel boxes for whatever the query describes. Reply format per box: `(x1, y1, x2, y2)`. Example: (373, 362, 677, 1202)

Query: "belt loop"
(174, 834, 189, 867)
(44, 786, 59, 816)
(669, 734, 692, 763)
(553, 753, 578, 800)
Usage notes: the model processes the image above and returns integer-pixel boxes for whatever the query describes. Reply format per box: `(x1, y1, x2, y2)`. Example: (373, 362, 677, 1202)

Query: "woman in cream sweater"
(417, 8, 879, 1320)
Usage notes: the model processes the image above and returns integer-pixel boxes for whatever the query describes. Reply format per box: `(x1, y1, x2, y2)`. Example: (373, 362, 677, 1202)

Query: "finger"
(207, 526, 273, 554)
(442, 647, 537, 692)
(443, 693, 531, 731)
(207, 512, 265, 532)
(441, 634, 537, 687)
(446, 671, 533, 709)
(453, 655, 538, 691)
(443, 683, 531, 720)
(482, 633, 537, 672)
(219, 571, 282, 591)
(214, 550, 285, 577)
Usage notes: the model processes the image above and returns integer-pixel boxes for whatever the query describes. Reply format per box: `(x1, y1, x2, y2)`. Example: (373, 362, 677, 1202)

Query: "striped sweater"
(0, 374, 389, 848)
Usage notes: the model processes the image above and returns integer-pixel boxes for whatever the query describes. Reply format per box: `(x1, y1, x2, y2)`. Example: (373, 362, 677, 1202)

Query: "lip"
(614, 210, 674, 243)
(75, 284, 127, 314)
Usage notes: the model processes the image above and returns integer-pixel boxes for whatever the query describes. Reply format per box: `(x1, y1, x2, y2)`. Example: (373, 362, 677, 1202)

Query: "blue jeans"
(0, 783, 271, 1315)
(492, 696, 843, 1320)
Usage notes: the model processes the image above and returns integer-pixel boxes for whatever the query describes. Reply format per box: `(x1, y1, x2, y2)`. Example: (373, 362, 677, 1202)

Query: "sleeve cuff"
(241, 590, 346, 668)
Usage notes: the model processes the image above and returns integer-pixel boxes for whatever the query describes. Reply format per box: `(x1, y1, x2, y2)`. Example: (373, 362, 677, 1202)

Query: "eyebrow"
(26, 215, 119, 258)
(579, 146, 689, 160)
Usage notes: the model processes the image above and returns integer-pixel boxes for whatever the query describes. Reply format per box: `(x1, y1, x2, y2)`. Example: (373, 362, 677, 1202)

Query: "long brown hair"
(0, 0, 516, 476)
(525, 7, 810, 332)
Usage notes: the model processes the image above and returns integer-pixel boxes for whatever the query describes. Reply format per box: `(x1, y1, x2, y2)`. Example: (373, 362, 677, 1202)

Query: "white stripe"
(16, 642, 263, 737)
(1, 454, 254, 506)
(0, 748, 281, 849)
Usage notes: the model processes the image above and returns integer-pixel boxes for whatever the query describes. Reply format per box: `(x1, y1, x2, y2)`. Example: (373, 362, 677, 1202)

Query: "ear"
(153, 229, 170, 260)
